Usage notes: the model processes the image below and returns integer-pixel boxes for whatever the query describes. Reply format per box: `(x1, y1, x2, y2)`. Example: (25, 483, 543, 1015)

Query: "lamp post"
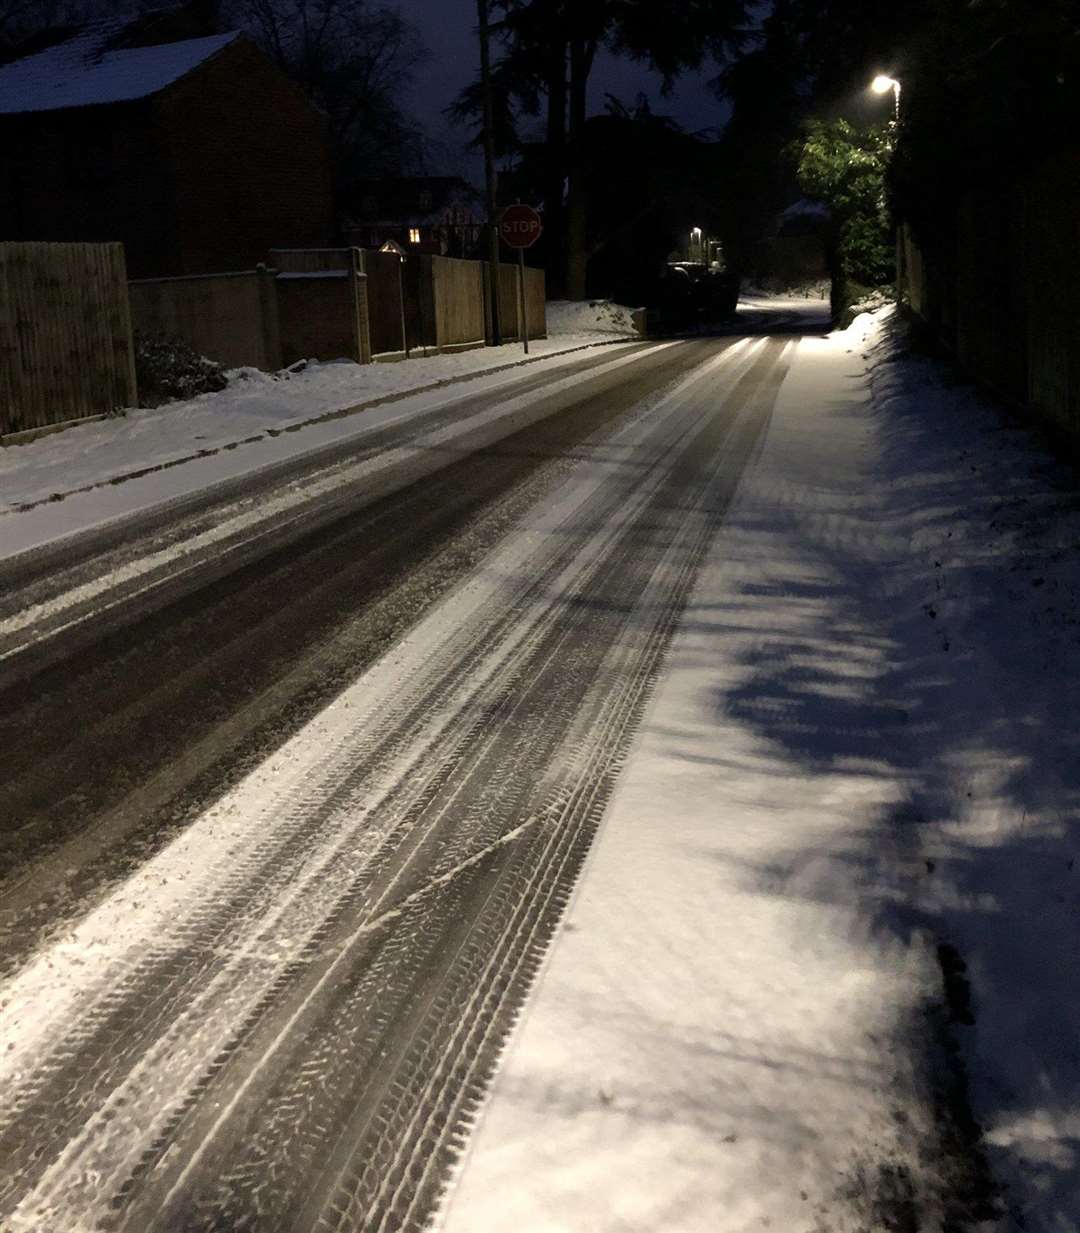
(871, 74, 901, 121)
(477, 0, 501, 345)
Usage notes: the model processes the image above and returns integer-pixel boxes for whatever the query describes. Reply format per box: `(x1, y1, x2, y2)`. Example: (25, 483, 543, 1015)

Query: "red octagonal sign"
(500, 204, 543, 249)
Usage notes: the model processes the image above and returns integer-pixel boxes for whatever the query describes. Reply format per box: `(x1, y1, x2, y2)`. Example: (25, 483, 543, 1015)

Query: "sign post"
(499, 204, 543, 354)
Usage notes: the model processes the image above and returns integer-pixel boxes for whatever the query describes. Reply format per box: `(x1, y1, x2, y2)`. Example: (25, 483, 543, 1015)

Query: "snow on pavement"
(0, 314, 637, 524)
(0, 333, 645, 564)
(438, 306, 1080, 1232)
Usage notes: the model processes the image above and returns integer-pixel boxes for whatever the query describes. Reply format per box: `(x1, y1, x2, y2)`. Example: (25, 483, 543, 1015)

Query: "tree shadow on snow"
(689, 365, 1080, 1230)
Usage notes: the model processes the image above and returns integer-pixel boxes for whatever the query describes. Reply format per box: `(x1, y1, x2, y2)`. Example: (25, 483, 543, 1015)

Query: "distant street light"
(871, 74, 901, 121)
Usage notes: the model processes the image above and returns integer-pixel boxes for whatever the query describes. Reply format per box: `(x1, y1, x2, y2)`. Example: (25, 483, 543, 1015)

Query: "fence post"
(518, 249, 529, 354)
(351, 247, 372, 364)
(110, 243, 138, 407)
(256, 263, 283, 371)
(0, 247, 17, 435)
(398, 255, 410, 359)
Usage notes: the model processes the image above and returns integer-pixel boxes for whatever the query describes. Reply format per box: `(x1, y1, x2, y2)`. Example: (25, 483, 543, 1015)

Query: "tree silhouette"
(454, 0, 751, 299)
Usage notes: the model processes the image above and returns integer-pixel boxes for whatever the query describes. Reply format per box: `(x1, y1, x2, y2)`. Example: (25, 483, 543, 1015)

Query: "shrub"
(134, 332, 228, 407)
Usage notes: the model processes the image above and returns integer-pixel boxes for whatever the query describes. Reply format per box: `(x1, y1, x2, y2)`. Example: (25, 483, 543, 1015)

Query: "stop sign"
(500, 204, 543, 249)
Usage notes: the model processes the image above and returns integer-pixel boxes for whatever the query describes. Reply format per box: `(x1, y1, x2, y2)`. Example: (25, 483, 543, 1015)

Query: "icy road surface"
(0, 330, 795, 1232)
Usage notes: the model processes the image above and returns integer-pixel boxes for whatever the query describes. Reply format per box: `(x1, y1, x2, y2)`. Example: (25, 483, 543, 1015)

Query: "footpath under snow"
(0, 310, 638, 561)
(438, 307, 1080, 1232)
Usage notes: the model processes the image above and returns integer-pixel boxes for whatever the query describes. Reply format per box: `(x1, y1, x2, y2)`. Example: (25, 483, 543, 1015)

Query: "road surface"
(0, 324, 806, 1232)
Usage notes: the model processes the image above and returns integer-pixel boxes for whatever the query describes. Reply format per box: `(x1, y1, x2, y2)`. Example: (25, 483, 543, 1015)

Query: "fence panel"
(270, 249, 355, 274)
(276, 271, 367, 367)
(525, 266, 547, 339)
(483, 263, 521, 342)
(402, 255, 438, 353)
(0, 241, 135, 438)
(432, 256, 486, 350)
(128, 269, 281, 371)
(361, 250, 408, 357)
(484, 263, 546, 344)
(270, 248, 370, 367)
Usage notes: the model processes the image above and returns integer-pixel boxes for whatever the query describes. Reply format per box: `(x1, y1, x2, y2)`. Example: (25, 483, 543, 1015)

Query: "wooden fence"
(131, 251, 372, 374)
(271, 248, 371, 367)
(0, 241, 551, 441)
(361, 250, 412, 357)
(129, 267, 282, 371)
(489, 263, 547, 343)
(432, 256, 487, 351)
(357, 251, 546, 358)
(0, 242, 136, 440)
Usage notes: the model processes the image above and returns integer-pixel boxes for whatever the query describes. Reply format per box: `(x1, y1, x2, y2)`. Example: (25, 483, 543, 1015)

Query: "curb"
(3, 337, 640, 518)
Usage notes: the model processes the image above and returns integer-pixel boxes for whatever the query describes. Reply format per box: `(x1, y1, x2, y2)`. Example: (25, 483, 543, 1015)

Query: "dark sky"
(394, 0, 730, 175)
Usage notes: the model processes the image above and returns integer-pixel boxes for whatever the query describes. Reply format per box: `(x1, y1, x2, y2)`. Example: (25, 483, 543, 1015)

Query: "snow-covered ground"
(4, 292, 1076, 1229)
(438, 306, 1080, 1232)
(0, 332, 640, 561)
(547, 299, 641, 336)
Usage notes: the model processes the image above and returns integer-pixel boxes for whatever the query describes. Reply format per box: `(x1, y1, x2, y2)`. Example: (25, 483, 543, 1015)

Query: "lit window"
(409, 228, 421, 244)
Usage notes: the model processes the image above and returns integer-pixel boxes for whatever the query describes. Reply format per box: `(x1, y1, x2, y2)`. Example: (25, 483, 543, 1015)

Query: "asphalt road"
(0, 329, 798, 1232)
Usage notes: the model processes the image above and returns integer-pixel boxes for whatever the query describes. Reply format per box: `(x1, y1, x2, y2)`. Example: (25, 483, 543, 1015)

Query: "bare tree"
(224, 0, 427, 176)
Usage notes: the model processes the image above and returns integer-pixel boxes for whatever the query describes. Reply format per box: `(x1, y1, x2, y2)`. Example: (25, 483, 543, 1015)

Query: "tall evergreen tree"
(454, 0, 752, 299)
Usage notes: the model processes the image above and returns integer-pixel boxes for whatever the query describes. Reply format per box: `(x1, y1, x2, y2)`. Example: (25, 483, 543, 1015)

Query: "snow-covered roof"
(0, 21, 240, 116)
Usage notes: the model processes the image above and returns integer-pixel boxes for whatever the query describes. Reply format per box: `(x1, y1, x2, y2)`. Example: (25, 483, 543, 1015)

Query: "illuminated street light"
(871, 74, 901, 120)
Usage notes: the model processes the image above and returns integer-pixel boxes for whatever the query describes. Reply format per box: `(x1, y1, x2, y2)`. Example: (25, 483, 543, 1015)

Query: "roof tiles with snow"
(0, 23, 239, 116)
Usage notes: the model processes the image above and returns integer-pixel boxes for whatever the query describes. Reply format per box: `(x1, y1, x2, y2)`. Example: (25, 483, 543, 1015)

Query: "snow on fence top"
(0, 24, 239, 116)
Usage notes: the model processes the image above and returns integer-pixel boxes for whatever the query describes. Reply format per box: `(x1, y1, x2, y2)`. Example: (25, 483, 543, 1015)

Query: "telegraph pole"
(477, 0, 501, 344)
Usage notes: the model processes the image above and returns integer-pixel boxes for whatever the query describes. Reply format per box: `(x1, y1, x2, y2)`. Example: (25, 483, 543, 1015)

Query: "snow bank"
(546, 300, 640, 337)
(834, 305, 894, 348)
(0, 335, 630, 521)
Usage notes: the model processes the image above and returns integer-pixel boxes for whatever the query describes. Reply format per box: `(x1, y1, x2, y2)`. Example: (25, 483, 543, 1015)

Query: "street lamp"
(871, 74, 901, 120)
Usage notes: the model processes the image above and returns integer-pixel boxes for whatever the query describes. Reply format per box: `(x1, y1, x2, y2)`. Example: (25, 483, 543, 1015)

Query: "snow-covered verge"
(864, 312, 1080, 1232)
(0, 333, 634, 531)
(546, 299, 640, 336)
(438, 307, 1080, 1232)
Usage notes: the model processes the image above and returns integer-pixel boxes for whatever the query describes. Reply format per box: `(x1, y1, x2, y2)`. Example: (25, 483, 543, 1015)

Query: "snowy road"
(0, 328, 798, 1232)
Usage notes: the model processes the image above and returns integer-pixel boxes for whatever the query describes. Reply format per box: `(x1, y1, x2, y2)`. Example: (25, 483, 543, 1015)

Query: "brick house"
(0, 8, 335, 276)
(342, 177, 483, 258)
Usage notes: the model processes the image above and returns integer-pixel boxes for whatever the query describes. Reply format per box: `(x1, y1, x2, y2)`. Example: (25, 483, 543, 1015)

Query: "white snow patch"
(547, 300, 640, 337)
(0, 335, 641, 561)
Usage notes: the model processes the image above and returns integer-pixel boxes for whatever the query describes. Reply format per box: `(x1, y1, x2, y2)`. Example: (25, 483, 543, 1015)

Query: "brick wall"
(157, 38, 335, 275)
(0, 104, 179, 277)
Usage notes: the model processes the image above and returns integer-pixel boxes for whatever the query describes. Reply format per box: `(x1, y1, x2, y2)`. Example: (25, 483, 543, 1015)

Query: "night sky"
(394, 0, 730, 175)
